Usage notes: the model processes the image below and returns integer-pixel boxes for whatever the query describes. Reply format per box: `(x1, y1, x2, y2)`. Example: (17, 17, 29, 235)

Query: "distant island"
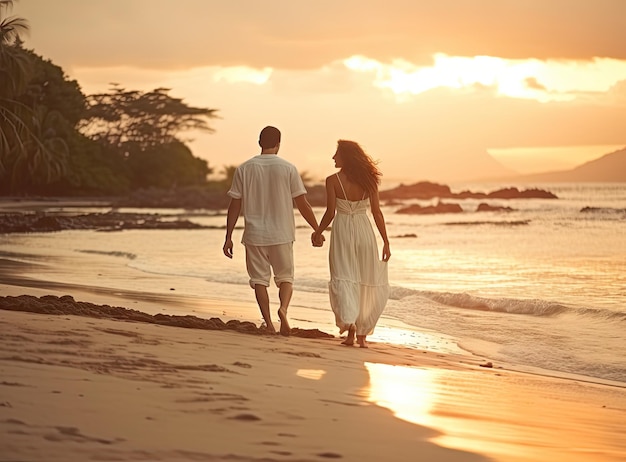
(494, 147, 626, 183)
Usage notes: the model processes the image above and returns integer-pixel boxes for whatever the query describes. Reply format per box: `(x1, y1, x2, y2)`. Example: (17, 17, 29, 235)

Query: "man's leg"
(270, 243, 295, 337)
(246, 245, 275, 333)
(254, 284, 275, 333)
(277, 282, 292, 336)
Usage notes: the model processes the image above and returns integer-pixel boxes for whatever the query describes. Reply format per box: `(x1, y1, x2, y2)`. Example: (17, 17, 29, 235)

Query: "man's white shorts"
(245, 242, 294, 288)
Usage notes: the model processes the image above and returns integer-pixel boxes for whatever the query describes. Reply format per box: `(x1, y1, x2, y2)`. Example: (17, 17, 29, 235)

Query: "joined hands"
(311, 232, 325, 247)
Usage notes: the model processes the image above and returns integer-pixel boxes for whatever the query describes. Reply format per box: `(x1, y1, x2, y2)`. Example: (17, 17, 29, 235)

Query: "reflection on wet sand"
(296, 369, 327, 380)
(364, 362, 626, 462)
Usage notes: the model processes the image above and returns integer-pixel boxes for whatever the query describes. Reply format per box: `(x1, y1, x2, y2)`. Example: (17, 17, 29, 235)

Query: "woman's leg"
(341, 324, 356, 346)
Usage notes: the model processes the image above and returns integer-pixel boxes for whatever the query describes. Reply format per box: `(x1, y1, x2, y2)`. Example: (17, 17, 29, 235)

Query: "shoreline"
(2, 289, 625, 461)
(2, 251, 624, 390)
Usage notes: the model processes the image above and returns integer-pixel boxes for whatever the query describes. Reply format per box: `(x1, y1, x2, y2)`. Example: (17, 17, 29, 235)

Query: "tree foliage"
(1, 1, 220, 197)
(74, 85, 218, 191)
(126, 141, 211, 189)
(19, 47, 86, 125)
(0, 0, 32, 175)
(0, 4, 29, 95)
(0, 38, 83, 192)
(80, 86, 218, 149)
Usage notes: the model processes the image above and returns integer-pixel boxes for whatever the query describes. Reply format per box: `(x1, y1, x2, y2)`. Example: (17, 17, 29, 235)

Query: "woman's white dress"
(328, 177, 389, 336)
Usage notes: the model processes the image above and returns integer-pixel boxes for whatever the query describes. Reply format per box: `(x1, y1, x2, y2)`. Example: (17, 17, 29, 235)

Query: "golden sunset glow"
(345, 54, 626, 103)
(364, 363, 515, 457)
(364, 362, 622, 462)
(3, 2, 625, 461)
(365, 363, 436, 427)
(212, 66, 273, 85)
(12, 0, 626, 182)
(489, 144, 626, 173)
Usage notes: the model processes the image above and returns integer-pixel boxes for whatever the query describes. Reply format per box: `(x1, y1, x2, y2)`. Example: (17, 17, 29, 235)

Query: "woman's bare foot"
(341, 324, 356, 346)
(277, 308, 291, 337)
(357, 335, 368, 348)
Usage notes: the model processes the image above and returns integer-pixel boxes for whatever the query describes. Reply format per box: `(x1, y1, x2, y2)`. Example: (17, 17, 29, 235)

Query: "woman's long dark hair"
(337, 140, 382, 197)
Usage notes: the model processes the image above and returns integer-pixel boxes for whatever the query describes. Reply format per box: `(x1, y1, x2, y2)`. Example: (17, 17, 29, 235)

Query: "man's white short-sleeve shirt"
(227, 154, 307, 246)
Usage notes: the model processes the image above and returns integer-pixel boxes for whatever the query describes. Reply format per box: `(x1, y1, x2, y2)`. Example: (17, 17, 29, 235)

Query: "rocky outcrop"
(396, 201, 463, 214)
(483, 187, 556, 199)
(380, 182, 453, 200)
(0, 212, 208, 233)
(476, 203, 514, 212)
(379, 181, 557, 201)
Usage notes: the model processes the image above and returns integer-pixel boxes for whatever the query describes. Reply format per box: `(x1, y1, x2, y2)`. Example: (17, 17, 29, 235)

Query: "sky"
(10, 0, 626, 183)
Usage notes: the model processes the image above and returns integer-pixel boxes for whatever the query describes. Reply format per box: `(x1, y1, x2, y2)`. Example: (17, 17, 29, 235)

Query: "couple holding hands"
(223, 126, 390, 348)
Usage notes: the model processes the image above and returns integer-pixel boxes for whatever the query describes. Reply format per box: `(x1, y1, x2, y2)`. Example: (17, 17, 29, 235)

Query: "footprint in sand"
(316, 452, 343, 458)
(229, 413, 261, 421)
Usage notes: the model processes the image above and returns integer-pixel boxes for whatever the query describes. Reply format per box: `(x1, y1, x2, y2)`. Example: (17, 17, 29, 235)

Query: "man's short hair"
(259, 126, 281, 149)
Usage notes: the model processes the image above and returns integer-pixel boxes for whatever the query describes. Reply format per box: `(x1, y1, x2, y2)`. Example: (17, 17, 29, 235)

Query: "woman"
(312, 140, 391, 348)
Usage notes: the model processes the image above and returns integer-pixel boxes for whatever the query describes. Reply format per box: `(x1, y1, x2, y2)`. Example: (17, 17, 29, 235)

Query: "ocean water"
(1, 183, 625, 385)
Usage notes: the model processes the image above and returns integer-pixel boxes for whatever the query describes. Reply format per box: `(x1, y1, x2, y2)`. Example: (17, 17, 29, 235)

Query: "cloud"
(15, 0, 626, 72)
(115, 65, 624, 182)
(12, 0, 626, 182)
(606, 80, 626, 103)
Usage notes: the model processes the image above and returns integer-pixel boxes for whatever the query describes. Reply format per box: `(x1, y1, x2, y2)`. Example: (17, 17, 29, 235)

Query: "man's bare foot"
(357, 335, 368, 348)
(277, 308, 290, 336)
(341, 324, 356, 346)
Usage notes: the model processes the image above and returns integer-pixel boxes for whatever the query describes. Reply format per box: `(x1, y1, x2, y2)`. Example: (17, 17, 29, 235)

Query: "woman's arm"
(370, 187, 391, 261)
(312, 175, 337, 241)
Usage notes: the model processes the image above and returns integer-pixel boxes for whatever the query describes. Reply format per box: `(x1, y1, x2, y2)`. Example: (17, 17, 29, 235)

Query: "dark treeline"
(0, 0, 231, 199)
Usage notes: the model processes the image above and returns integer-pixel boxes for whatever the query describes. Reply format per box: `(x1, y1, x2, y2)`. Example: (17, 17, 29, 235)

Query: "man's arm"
(293, 194, 319, 231)
(223, 198, 242, 258)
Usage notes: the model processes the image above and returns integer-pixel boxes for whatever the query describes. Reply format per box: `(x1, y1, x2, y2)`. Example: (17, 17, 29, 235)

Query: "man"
(223, 126, 321, 335)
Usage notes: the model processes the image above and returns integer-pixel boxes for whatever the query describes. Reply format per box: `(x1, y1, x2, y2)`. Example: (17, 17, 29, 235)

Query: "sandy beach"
(1, 252, 625, 462)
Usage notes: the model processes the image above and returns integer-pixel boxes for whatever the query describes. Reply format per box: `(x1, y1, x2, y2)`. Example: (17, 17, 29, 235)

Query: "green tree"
(0, 1, 74, 194)
(6, 105, 68, 193)
(81, 85, 218, 149)
(0, 1, 29, 94)
(126, 141, 210, 189)
(0, 0, 31, 173)
(41, 133, 130, 196)
(19, 47, 86, 126)
(80, 85, 218, 190)
(0, 45, 75, 194)
(14, 48, 97, 194)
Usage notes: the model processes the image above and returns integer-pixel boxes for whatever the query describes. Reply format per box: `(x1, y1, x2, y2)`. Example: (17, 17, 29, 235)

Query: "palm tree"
(0, 0, 31, 174)
(7, 106, 68, 192)
(1, 0, 69, 194)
